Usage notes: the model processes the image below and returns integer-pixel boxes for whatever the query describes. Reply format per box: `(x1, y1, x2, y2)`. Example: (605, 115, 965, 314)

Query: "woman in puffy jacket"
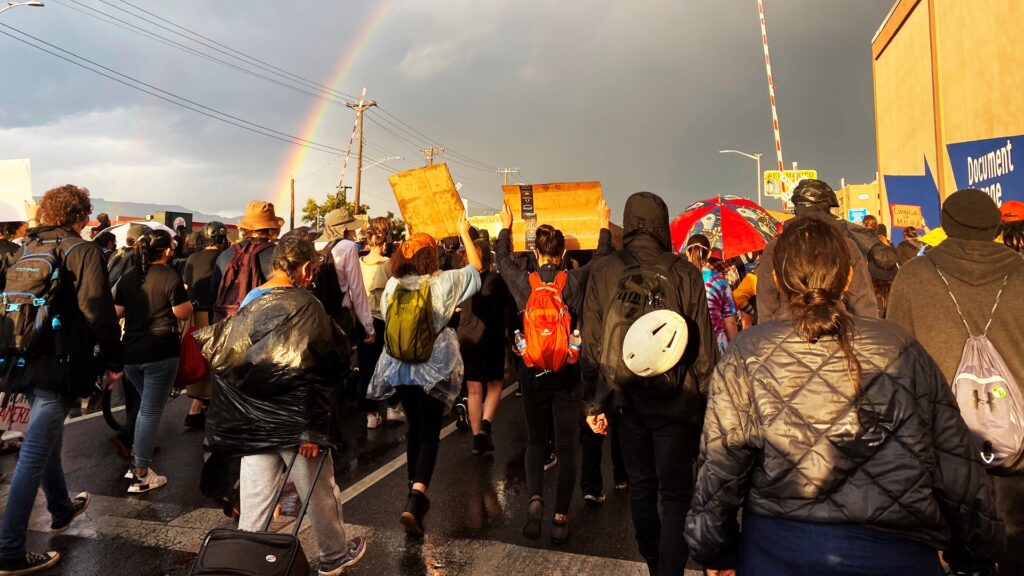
(684, 217, 1003, 576)
(196, 237, 365, 575)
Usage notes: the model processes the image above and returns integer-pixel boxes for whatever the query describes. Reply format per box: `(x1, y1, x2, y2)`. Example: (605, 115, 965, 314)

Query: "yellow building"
(872, 0, 1024, 240)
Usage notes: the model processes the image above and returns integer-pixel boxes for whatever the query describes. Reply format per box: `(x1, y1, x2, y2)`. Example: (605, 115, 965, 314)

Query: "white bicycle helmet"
(622, 309, 688, 377)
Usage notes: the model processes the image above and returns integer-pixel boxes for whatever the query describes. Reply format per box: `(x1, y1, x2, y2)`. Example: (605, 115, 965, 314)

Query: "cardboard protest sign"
(890, 204, 925, 229)
(388, 163, 465, 239)
(0, 393, 32, 434)
(0, 159, 32, 222)
(502, 182, 604, 251)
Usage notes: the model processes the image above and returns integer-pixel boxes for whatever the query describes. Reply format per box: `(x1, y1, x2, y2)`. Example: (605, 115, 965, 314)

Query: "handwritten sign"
(388, 163, 465, 240)
(890, 203, 925, 229)
(502, 182, 604, 252)
(0, 393, 32, 434)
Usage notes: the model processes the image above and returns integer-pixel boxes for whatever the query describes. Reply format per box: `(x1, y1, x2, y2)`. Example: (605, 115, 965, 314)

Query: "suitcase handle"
(259, 449, 329, 535)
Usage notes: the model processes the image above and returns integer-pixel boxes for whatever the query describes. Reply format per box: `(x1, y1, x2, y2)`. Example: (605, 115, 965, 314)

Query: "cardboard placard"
(502, 182, 604, 251)
(388, 163, 465, 240)
(0, 393, 31, 434)
(0, 159, 32, 222)
(890, 203, 925, 229)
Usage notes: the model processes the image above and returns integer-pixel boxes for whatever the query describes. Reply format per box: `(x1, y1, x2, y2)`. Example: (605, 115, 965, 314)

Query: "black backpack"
(310, 239, 355, 335)
(846, 223, 897, 279)
(599, 251, 689, 393)
(0, 235, 86, 386)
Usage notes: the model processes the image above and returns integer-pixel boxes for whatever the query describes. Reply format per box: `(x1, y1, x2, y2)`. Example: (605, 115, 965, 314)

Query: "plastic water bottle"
(568, 329, 582, 353)
(513, 330, 528, 356)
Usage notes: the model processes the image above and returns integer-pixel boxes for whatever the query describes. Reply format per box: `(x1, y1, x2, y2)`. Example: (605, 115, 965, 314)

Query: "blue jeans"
(124, 357, 178, 469)
(0, 389, 75, 559)
(737, 513, 944, 575)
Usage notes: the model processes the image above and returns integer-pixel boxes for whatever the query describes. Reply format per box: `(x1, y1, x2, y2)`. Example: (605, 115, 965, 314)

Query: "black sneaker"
(454, 400, 469, 432)
(471, 433, 495, 456)
(0, 551, 60, 575)
(318, 537, 367, 575)
(400, 490, 430, 536)
(582, 493, 606, 507)
(51, 492, 90, 531)
(614, 479, 629, 491)
(183, 411, 206, 430)
(522, 496, 543, 539)
(543, 452, 558, 471)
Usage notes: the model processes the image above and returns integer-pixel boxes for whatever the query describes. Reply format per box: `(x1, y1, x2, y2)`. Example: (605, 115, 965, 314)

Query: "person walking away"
(315, 208, 375, 344)
(732, 255, 759, 328)
(686, 215, 1004, 575)
(114, 229, 192, 493)
(0, 185, 123, 575)
(367, 219, 484, 536)
(887, 187, 1024, 574)
(90, 212, 111, 238)
(456, 238, 511, 456)
(496, 199, 612, 544)
(210, 201, 281, 322)
(196, 236, 366, 576)
(0, 221, 24, 290)
(999, 200, 1024, 254)
(896, 225, 924, 265)
(357, 217, 402, 428)
(181, 221, 229, 429)
(757, 179, 880, 320)
(685, 234, 738, 354)
(582, 191, 718, 576)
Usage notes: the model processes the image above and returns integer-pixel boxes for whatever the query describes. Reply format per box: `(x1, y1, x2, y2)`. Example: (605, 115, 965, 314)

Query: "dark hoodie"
(757, 211, 879, 321)
(887, 238, 1024, 425)
(581, 192, 718, 423)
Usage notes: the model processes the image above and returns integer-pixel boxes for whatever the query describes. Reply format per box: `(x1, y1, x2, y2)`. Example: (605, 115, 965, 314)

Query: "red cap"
(1001, 201, 1024, 223)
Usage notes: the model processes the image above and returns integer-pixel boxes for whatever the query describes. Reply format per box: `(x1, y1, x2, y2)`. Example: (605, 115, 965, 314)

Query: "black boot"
(401, 489, 430, 536)
(471, 433, 495, 456)
(522, 495, 543, 539)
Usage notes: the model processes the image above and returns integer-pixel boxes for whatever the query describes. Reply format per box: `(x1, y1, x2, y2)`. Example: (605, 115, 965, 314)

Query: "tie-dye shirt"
(702, 268, 737, 355)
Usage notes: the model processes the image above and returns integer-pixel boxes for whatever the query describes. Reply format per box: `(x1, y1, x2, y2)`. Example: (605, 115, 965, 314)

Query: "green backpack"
(384, 281, 436, 363)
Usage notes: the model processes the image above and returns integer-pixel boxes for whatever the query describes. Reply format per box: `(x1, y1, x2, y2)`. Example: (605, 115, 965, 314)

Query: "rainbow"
(271, 0, 395, 217)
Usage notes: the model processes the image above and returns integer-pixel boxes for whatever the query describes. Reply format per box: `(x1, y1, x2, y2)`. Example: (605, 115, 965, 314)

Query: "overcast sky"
(0, 0, 894, 221)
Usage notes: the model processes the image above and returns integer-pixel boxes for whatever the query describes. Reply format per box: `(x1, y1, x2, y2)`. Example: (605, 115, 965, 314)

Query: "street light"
(361, 156, 401, 171)
(719, 149, 763, 206)
(0, 2, 45, 14)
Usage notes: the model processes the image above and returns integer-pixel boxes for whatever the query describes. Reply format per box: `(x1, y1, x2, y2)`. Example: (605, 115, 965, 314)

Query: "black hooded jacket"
(581, 192, 718, 423)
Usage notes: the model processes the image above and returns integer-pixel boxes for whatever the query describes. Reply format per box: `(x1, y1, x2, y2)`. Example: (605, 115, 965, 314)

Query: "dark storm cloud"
(0, 0, 894, 218)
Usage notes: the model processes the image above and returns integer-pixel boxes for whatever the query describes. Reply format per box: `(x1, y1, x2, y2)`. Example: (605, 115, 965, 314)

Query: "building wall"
(873, 0, 1024, 236)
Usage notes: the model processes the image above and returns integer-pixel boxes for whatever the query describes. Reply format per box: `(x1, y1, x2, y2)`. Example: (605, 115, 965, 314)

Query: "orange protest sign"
(388, 163, 465, 240)
(890, 204, 925, 229)
(502, 182, 604, 252)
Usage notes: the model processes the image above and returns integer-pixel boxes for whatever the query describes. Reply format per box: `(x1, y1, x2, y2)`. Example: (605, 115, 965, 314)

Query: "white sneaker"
(386, 406, 407, 423)
(127, 469, 167, 493)
(366, 412, 383, 429)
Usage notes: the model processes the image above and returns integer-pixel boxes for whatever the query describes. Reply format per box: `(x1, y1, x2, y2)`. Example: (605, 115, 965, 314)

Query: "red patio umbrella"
(670, 195, 782, 260)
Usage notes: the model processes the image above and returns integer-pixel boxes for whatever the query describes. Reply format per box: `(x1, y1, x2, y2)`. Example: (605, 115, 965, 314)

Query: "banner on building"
(502, 182, 604, 252)
(947, 134, 1023, 205)
(389, 163, 465, 240)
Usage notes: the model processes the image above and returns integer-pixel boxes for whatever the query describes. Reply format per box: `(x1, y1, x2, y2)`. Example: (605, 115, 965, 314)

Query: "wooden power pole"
(497, 167, 520, 185)
(420, 146, 445, 166)
(346, 99, 376, 213)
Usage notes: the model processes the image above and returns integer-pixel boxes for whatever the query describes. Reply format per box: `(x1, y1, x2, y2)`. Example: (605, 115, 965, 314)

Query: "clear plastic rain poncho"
(367, 266, 481, 410)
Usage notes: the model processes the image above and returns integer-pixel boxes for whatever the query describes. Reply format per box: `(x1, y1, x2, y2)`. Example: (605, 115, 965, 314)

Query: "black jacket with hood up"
(581, 192, 718, 423)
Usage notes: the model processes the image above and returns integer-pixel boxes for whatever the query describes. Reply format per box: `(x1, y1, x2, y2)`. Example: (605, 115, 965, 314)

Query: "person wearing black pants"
(395, 386, 445, 487)
(495, 200, 613, 544)
(581, 192, 718, 576)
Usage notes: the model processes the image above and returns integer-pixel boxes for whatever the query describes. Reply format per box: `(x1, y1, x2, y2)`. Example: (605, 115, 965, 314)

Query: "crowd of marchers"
(0, 181, 1022, 576)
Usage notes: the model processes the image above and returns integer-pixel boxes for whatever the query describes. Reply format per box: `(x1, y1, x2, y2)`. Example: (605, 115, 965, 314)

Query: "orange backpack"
(522, 271, 572, 373)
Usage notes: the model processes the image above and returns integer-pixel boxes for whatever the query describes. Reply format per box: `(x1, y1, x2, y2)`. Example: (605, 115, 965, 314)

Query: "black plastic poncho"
(194, 287, 349, 456)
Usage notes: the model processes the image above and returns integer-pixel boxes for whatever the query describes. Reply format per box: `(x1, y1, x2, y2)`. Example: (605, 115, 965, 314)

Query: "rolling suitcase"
(190, 450, 327, 576)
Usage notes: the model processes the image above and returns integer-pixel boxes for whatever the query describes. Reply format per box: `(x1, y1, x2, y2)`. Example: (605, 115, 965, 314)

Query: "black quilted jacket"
(684, 317, 1004, 570)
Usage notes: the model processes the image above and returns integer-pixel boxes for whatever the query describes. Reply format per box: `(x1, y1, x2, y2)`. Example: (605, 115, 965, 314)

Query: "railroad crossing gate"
(763, 169, 818, 201)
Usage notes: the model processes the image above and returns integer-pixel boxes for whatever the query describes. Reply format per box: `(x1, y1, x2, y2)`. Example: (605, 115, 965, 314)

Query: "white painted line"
(339, 382, 519, 505)
(66, 405, 124, 424)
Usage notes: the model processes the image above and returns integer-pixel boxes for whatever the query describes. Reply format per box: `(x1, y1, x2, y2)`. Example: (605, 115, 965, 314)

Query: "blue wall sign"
(882, 158, 941, 245)
(947, 134, 1023, 204)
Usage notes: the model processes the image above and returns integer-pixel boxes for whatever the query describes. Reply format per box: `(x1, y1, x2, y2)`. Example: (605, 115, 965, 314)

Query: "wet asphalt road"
(0, 385, 701, 575)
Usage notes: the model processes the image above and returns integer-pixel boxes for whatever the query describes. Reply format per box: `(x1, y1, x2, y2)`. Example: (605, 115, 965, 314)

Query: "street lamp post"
(719, 149, 763, 206)
(0, 1, 45, 14)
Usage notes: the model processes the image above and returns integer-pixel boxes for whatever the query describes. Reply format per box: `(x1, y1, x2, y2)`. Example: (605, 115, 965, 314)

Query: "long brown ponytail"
(772, 218, 862, 392)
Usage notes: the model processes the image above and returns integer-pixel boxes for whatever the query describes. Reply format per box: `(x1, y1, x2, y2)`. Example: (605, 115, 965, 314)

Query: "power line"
(0, 23, 351, 157)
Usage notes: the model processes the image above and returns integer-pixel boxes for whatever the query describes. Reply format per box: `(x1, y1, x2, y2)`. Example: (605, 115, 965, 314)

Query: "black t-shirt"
(115, 264, 189, 364)
(183, 249, 221, 311)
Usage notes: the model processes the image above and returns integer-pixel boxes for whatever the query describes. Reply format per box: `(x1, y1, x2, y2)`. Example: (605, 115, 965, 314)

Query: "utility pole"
(497, 167, 520, 186)
(346, 98, 376, 214)
(420, 146, 445, 166)
(289, 176, 295, 230)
